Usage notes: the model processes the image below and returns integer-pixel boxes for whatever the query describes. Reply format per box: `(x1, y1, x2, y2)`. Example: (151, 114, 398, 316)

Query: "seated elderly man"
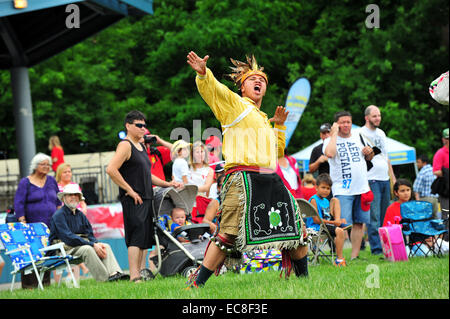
(49, 183, 129, 282)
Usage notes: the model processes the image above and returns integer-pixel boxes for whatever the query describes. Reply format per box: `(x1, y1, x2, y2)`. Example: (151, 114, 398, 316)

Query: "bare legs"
(350, 223, 364, 259)
(128, 246, 146, 281)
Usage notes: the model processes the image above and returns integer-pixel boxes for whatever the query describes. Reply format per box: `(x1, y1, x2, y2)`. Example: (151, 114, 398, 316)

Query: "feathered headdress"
(227, 55, 268, 87)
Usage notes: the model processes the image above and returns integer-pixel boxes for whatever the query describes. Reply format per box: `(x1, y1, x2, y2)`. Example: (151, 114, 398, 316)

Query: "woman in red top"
(383, 179, 412, 226)
(49, 135, 65, 172)
(276, 151, 303, 199)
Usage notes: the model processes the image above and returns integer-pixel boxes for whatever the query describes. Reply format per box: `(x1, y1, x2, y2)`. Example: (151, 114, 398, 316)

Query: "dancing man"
(186, 51, 308, 288)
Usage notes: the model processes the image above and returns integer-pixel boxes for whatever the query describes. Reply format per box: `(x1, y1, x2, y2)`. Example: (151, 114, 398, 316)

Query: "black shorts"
(121, 197, 155, 249)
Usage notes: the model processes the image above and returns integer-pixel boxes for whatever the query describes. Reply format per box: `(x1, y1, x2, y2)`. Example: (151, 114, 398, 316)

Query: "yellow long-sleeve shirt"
(196, 67, 286, 170)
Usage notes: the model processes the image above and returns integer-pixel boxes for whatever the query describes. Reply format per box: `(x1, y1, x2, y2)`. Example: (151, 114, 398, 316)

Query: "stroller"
(149, 185, 211, 278)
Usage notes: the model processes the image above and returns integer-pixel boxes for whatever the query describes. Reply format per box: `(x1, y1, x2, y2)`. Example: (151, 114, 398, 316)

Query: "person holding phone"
(324, 111, 374, 261)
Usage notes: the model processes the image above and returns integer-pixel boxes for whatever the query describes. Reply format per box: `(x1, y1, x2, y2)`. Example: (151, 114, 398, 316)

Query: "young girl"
(188, 141, 214, 196)
(301, 173, 317, 201)
(187, 141, 215, 223)
(383, 178, 412, 226)
(171, 140, 191, 184)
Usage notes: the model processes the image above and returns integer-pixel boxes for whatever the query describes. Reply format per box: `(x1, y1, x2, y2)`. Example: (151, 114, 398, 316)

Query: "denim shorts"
(335, 194, 370, 225)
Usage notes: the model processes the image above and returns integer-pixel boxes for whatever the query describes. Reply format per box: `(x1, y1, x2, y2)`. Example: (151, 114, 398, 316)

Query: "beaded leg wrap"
(211, 234, 242, 273)
(211, 234, 241, 258)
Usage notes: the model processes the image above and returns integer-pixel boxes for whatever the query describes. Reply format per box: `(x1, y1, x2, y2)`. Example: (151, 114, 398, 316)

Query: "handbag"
(5, 207, 18, 223)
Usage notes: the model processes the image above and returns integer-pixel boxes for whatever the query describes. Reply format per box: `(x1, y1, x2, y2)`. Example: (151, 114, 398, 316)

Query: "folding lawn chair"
(296, 198, 335, 265)
(0, 222, 81, 291)
(400, 201, 448, 258)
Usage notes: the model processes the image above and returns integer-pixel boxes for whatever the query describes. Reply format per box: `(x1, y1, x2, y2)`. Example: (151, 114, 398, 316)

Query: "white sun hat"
(57, 183, 85, 201)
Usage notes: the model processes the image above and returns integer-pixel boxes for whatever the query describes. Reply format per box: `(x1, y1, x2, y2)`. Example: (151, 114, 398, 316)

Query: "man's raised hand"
(187, 51, 209, 75)
(269, 106, 289, 126)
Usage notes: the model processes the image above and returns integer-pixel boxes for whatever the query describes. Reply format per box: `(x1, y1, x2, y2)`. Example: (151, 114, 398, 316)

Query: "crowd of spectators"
(2, 103, 448, 285)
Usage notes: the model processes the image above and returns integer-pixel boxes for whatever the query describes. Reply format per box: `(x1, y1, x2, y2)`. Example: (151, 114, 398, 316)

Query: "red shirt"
(208, 153, 220, 165)
(301, 186, 317, 201)
(51, 146, 65, 172)
(432, 146, 449, 172)
(147, 146, 171, 182)
(383, 201, 401, 226)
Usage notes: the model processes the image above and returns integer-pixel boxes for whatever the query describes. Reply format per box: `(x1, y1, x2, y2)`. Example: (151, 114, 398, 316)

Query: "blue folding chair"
(400, 201, 448, 257)
(0, 222, 81, 291)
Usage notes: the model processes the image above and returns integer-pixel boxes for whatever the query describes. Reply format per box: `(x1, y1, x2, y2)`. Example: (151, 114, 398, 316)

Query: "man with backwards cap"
(186, 51, 308, 288)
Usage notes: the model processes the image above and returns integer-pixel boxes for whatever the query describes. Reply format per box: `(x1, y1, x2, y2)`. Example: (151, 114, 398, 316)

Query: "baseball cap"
(443, 128, 449, 139)
(205, 135, 222, 149)
(319, 123, 331, 133)
(361, 190, 374, 212)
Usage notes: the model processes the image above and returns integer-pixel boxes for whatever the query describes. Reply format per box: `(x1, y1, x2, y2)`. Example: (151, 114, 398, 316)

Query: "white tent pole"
(413, 161, 419, 177)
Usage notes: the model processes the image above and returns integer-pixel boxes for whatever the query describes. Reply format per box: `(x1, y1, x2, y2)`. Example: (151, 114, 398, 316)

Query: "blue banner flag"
(284, 78, 311, 147)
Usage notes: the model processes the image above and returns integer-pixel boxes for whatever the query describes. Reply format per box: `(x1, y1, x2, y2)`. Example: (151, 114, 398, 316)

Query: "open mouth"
(254, 85, 261, 92)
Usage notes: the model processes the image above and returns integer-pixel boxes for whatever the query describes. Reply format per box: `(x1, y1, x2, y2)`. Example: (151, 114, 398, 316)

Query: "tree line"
(0, 0, 448, 178)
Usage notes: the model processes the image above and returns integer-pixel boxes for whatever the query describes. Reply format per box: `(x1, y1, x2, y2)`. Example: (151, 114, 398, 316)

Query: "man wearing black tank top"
(106, 110, 181, 282)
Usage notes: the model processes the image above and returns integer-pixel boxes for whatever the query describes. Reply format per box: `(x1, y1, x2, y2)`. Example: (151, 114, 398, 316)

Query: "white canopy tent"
(292, 125, 418, 174)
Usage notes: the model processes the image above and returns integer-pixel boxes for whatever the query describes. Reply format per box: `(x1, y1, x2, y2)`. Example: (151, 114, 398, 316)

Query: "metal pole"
(11, 66, 36, 178)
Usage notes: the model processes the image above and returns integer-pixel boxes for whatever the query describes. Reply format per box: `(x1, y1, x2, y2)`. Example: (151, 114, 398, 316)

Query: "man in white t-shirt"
(324, 111, 375, 260)
(359, 105, 396, 255)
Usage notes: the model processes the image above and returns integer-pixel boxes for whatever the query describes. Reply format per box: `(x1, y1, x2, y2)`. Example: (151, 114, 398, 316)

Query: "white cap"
(57, 183, 85, 201)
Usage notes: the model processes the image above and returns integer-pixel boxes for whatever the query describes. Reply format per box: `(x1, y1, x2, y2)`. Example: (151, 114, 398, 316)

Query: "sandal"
(139, 268, 155, 281)
(131, 276, 143, 283)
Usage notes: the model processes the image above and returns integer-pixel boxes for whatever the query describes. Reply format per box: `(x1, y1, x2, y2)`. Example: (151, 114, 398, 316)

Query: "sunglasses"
(134, 123, 147, 128)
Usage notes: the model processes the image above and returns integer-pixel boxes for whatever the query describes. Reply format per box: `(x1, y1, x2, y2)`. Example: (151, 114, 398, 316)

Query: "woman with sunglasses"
(13, 152, 61, 288)
(107, 110, 182, 282)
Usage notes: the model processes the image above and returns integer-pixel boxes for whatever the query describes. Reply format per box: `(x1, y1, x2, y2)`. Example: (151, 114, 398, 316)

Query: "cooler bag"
(378, 221, 408, 262)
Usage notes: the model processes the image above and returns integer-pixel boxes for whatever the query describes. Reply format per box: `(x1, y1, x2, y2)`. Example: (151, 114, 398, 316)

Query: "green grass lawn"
(0, 249, 448, 300)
